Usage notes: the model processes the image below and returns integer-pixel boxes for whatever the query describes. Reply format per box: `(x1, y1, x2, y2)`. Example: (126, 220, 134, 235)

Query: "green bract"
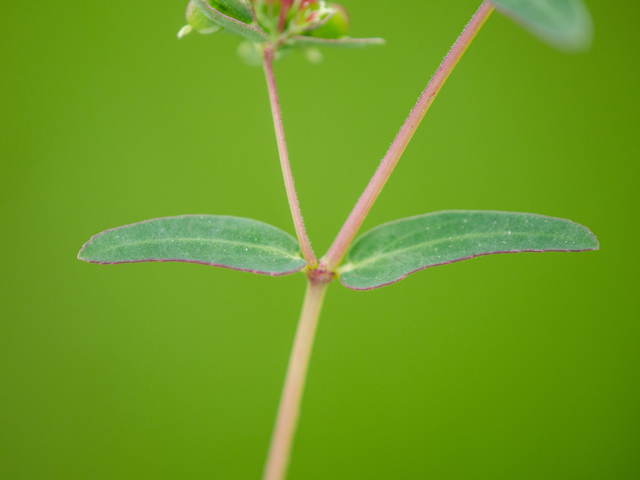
(178, 0, 223, 38)
(192, 0, 268, 42)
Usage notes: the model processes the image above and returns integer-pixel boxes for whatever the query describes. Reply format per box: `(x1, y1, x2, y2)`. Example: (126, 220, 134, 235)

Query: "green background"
(1, 0, 638, 478)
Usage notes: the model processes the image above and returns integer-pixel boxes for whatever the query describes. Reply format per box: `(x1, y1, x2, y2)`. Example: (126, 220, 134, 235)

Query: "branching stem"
(262, 278, 329, 480)
(263, 47, 319, 268)
(324, 1, 495, 269)
(261, 4, 495, 479)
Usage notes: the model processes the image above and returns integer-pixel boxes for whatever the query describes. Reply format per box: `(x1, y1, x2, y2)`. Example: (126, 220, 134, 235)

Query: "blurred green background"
(1, 1, 638, 478)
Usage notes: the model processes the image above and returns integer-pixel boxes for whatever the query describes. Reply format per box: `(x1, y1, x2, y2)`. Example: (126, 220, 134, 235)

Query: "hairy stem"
(324, 1, 495, 269)
(263, 47, 319, 268)
(262, 279, 329, 480)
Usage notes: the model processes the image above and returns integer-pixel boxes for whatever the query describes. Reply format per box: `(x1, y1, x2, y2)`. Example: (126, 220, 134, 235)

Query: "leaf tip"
(587, 229, 600, 251)
(492, 0, 594, 53)
(77, 239, 90, 262)
(177, 24, 193, 39)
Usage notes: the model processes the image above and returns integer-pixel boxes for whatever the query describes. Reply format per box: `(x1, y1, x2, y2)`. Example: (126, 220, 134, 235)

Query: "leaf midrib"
(345, 230, 580, 271)
(85, 237, 302, 260)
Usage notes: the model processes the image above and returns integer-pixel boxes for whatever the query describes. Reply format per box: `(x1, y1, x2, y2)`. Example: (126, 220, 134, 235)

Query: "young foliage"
(192, 0, 268, 42)
(491, 0, 593, 51)
(211, 0, 253, 23)
(78, 215, 306, 276)
(339, 211, 599, 290)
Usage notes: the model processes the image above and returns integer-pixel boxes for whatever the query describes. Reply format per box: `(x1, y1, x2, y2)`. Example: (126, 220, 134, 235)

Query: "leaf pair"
(79, 211, 598, 290)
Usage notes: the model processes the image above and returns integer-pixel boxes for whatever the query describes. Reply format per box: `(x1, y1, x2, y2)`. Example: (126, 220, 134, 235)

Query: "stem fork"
(324, 2, 495, 269)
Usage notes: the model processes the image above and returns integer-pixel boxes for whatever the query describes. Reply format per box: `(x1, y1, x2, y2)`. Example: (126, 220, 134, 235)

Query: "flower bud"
(310, 3, 349, 39)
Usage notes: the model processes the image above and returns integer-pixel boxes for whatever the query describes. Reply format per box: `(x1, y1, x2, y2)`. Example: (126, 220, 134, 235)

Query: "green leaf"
(192, 0, 267, 43)
(339, 211, 598, 290)
(288, 35, 386, 48)
(78, 215, 306, 276)
(213, 0, 253, 24)
(491, 0, 593, 52)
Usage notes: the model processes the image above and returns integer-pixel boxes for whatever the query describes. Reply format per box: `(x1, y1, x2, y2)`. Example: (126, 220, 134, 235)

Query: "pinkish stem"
(324, 1, 495, 270)
(263, 47, 319, 268)
(262, 278, 329, 480)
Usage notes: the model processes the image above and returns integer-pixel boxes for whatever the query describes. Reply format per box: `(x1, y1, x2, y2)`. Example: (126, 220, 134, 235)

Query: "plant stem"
(262, 278, 329, 480)
(324, 1, 495, 270)
(263, 47, 319, 269)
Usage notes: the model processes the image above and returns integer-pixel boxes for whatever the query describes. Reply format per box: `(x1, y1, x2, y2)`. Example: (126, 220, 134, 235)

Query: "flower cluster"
(179, 0, 348, 39)
(177, 0, 384, 64)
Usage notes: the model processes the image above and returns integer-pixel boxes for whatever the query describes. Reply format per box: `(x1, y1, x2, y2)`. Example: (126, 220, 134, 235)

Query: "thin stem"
(262, 279, 329, 480)
(263, 47, 319, 268)
(324, 2, 495, 270)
